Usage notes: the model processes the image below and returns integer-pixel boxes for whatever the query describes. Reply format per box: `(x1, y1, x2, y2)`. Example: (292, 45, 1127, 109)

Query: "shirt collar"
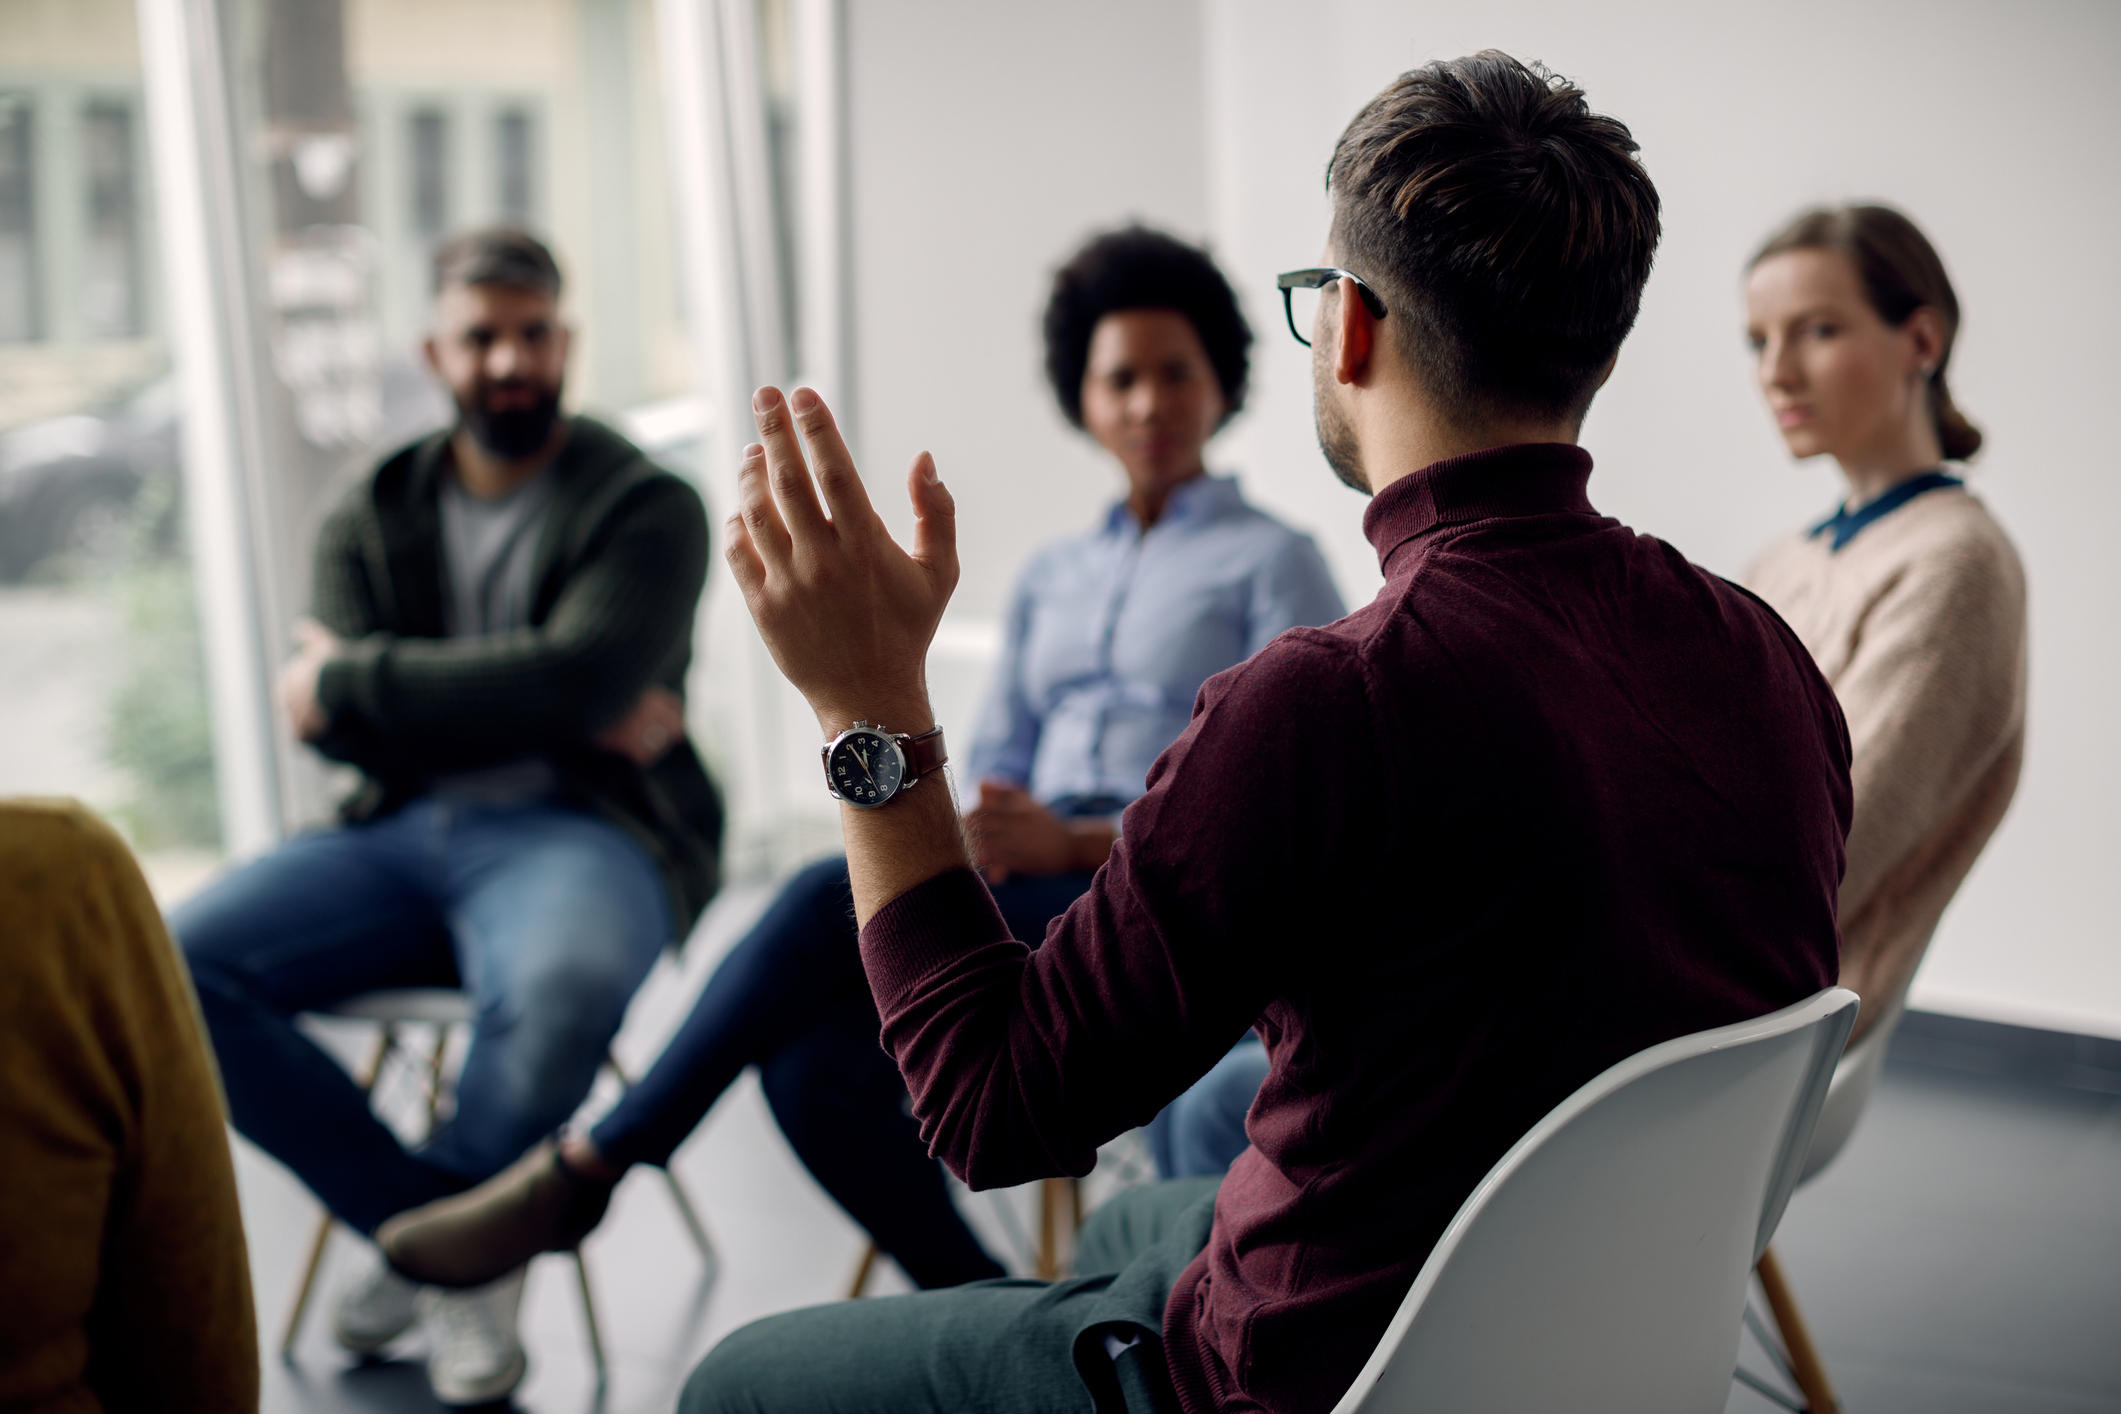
(1363, 442, 1596, 574)
(1103, 472, 1244, 534)
(1808, 470, 1963, 552)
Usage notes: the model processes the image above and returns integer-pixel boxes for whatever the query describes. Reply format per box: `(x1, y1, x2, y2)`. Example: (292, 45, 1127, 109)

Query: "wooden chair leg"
(280, 1211, 338, 1358)
(280, 1027, 393, 1356)
(1757, 1244, 1840, 1412)
(421, 1025, 449, 1125)
(658, 1167, 717, 1264)
(1036, 1176, 1080, 1280)
(573, 1250, 607, 1379)
(606, 1049, 719, 1270)
(846, 1242, 880, 1299)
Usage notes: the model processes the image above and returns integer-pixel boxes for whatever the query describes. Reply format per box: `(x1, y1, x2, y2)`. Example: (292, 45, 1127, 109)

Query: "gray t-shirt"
(440, 466, 558, 638)
(431, 466, 562, 800)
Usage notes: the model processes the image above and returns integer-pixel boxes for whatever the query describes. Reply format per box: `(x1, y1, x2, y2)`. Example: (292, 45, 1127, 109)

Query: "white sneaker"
(418, 1267, 528, 1407)
(333, 1252, 420, 1354)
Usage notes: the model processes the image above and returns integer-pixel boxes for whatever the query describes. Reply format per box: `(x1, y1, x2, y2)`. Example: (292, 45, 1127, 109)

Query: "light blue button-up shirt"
(964, 474, 1345, 808)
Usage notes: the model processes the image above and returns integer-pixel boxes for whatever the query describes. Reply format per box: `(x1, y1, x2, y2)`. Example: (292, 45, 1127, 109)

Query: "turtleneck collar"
(1362, 442, 1597, 577)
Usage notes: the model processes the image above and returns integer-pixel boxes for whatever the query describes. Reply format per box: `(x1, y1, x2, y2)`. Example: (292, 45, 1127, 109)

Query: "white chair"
(1326, 987, 1858, 1414)
(1742, 991, 1907, 1412)
(279, 988, 717, 1374)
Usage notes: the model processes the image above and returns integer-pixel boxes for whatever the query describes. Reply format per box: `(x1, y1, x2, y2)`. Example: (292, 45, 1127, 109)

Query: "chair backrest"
(1328, 987, 1858, 1414)
(1797, 931, 1937, 1191)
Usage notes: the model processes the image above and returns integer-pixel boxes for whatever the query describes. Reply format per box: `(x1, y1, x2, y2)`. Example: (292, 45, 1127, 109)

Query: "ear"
(421, 332, 442, 380)
(1904, 306, 1947, 376)
(555, 320, 574, 367)
(1592, 351, 1619, 392)
(1332, 277, 1376, 386)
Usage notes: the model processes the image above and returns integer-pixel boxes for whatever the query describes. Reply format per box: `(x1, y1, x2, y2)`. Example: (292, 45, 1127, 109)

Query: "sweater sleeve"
(304, 496, 406, 773)
(859, 633, 1382, 1189)
(316, 474, 708, 757)
(1835, 533, 2026, 925)
(0, 803, 258, 1413)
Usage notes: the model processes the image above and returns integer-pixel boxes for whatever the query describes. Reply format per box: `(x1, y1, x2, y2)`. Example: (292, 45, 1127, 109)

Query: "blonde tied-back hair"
(1751, 204, 1982, 462)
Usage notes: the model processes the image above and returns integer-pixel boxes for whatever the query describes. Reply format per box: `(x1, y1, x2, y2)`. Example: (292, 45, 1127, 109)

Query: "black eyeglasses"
(1275, 267, 1389, 347)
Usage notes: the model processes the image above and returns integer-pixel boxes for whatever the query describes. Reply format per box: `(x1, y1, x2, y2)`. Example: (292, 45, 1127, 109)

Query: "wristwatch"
(821, 722, 948, 808)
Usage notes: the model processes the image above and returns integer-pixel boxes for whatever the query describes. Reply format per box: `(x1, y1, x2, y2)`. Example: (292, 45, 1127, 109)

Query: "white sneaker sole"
(333, 1303, 418, 1355)
(429, 1344, 528, 1407)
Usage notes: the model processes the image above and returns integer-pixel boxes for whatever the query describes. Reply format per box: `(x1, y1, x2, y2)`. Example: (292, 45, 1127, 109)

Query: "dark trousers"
(679, 1177, 1222, 1414)
(589, 854, 1097, 1289)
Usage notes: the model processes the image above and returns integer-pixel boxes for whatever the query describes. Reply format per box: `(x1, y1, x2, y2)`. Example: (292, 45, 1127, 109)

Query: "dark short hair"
(431, 227, 564, 299)
(1042, 226, 1250, 429)
(1327, 51, 1661, 426)
(1751, 204, 1981, 462)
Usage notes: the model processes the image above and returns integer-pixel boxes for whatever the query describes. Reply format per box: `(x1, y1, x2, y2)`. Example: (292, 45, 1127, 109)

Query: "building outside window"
(0, 94, 39, 344)
(79, 101, 141, 340)
(408, 104, 448, 242)
(495, 104, 534, 227)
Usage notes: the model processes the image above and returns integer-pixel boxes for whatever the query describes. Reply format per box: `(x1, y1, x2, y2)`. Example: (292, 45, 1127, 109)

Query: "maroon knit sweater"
(861, 443, 1851, 1413)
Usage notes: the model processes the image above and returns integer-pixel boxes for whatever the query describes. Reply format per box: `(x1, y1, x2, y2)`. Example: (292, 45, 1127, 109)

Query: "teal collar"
(1809, 470, 1962, 552)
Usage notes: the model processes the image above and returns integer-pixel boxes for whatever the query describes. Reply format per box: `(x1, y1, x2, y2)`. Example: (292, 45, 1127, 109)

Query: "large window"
(191, 0, 704, 838)
(0, 4, 218, 903)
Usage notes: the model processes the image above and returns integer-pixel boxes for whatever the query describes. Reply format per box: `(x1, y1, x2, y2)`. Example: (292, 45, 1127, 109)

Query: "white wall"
(844, 0, 1213, 615)
(738, 0, 1213, 812)
(1198, 0, 2121, 1037)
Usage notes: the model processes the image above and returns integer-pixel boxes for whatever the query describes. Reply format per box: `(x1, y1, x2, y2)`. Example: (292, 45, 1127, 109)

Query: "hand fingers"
(646, 694, 685, 735)
(907, 452, 959, 589)
(752, 386, 831, 546)
(980, 781, 1030, 810)
(732, 441, 791, 574)
(724, 504, 770, 603)
(789, 387, 877, 528)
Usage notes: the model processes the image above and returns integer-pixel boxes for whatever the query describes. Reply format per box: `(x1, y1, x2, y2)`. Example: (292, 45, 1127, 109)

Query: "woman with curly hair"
(377, 226, 1342, 1292)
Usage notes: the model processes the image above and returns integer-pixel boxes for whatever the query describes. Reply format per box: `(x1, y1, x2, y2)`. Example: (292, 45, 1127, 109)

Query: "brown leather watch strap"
(900, 726, 948, 784)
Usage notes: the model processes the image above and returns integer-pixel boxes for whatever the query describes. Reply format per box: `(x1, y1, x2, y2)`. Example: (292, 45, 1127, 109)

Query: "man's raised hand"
(723, 386, 958, 732)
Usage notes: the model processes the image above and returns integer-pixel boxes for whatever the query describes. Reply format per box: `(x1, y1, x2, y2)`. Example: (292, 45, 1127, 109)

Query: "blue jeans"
(1144, 1035, 1268, 1180)
(174, 798, 669, 1235)
(590, 853, 1097, 1289)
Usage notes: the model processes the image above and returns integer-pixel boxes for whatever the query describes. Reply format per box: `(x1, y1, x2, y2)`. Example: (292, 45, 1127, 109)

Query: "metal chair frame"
(278, 991, 716, 1376)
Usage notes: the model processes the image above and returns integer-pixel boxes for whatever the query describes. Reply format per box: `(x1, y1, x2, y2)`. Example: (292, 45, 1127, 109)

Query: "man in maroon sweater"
(684, 50, 1850, 1414)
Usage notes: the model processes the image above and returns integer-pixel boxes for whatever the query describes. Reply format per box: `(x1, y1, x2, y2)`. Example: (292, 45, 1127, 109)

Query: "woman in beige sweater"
(1742, 205, 2027, 1044)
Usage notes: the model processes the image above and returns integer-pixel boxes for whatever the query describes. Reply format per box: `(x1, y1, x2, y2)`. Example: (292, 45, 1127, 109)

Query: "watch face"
(826, 728, 906, 807)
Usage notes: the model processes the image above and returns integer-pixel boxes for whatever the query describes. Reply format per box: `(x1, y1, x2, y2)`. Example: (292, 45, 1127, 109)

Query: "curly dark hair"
(1041, 226, 1251, 429)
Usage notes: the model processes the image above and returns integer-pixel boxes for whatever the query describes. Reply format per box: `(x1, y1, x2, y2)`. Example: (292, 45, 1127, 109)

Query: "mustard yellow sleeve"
(0, 802, 258, 1413)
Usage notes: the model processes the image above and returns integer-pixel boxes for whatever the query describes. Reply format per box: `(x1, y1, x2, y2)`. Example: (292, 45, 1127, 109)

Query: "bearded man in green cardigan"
(173, 228, 721, 1406)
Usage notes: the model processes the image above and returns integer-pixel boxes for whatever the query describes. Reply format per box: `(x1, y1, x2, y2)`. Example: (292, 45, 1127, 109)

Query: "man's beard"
(1312, 350, 1368, 495)
(458, 382, 563, 460)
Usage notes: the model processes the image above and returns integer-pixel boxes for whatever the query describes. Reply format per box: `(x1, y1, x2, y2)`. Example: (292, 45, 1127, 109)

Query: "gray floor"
(239, 884, 2121, 1413)
(1725, 1025, 2121, 1413)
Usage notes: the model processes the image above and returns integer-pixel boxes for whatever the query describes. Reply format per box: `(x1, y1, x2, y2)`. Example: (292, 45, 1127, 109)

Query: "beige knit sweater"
(1747, 483, 2027, 1042)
